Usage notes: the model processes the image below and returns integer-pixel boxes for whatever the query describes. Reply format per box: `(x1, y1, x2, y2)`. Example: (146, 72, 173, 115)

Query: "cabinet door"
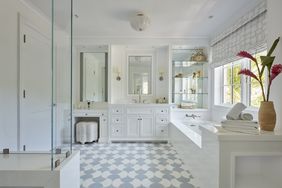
(127, 116, 139, 137)
(140, 116, 154, 137)
(100, 121, 108, 138)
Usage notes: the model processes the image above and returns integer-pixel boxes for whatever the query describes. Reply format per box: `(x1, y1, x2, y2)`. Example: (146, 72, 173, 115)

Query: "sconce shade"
(130, 12, 151, 31)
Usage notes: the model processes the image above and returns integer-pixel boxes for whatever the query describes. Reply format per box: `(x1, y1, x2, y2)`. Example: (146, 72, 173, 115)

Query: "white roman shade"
(211, 0, 267, 68)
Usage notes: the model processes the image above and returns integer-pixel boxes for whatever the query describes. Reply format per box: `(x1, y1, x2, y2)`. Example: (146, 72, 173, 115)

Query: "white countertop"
(200, 123, 282, 142)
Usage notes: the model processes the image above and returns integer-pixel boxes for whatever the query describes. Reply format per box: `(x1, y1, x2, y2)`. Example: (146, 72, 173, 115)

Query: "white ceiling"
(25, 0, 261, 39)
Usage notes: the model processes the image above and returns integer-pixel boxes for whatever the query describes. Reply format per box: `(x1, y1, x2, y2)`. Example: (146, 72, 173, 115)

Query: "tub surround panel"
(0, 151, 80, 188)
(170, 120, 282, 188)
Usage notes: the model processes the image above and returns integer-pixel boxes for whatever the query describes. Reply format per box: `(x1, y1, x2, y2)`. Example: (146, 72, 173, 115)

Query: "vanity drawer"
(155, 108, 169, 115)
(73, 111, 100, 117)
(111, 125, 123, 137)
(156, 125, 168, 137)
(127, 108, 153, 115)
(111, 107, 123, 114)
(156, 116, 169, 124)
(111, 116, 122, 124)
(101, 117, 108, 124)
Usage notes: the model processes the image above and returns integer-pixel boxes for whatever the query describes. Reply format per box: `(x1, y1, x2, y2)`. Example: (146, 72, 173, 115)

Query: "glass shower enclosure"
(0, 0, 73, 171)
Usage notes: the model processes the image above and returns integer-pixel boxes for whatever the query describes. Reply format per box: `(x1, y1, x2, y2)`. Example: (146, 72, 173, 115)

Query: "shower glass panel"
(51, 0, 73, 169)
(0, 0, 72, 171)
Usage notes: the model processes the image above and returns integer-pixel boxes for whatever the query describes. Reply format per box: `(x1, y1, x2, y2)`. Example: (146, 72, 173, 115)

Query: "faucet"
(185, 114, 200, 119)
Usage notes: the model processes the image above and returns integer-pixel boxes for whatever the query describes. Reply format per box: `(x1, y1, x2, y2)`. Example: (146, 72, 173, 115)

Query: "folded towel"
(226, 103, 247, 120)
(221, 120, 258, 128)
(222, 125, 258, 130)
(222, 127, 259, 135)
(239, 113, 253, 121)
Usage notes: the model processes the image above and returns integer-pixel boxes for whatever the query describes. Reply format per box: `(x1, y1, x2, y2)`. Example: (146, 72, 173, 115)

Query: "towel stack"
(222, 103, 258, 134)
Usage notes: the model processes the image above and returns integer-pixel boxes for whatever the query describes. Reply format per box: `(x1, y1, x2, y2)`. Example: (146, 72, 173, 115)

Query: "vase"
(258, 101, 276, 131)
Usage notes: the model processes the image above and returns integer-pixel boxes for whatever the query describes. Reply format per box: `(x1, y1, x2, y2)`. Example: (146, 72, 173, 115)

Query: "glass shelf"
(173, 93, 208, 95)
(171, 48, 208, 109)
(174, 76, 208, 79)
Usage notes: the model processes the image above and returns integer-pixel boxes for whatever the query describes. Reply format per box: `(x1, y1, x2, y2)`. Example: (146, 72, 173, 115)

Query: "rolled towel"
(239, 113, 253, 121)
(226, 103, 247, 120)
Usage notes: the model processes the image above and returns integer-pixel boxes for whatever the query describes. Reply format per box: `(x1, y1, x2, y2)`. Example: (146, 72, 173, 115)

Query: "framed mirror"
(128, 55, 153, 95)
(80, 52, 108, 102)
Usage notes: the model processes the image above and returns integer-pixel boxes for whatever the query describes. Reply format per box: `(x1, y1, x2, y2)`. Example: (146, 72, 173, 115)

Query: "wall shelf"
(171, 49, 208, 109)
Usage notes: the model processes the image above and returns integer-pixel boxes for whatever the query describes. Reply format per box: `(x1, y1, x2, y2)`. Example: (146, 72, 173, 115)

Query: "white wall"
(267, 0, 282, 131)
(109, 45, 170, 104)
(210, 0, 282, 129)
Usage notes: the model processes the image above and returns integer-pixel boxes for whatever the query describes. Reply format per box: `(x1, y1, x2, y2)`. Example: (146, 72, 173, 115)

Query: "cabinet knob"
(161, 110, 164, 112)
(116, 130, 119, 132)
(161, 130, 164, 132)
(85, 113, 88, 116)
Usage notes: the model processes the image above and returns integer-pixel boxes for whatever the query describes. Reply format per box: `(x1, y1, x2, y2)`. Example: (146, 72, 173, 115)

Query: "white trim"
(230, 151, 282, 188)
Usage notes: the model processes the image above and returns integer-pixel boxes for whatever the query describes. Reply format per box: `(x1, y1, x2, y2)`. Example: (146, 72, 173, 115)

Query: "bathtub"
(0, 151, 80, 188)
(169, 119, 220, 188)
(170, 119, 217, 148)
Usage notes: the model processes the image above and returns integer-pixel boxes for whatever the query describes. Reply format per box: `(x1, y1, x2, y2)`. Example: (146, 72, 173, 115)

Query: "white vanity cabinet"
(72, 109, 108, 143)
(110, 105, 124, 138)
(126, 115, 154, 138)
(109, 104, 170, 141)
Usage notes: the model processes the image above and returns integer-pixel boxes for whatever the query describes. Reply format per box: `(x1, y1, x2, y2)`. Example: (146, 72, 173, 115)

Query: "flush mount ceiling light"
(130, 12, 151, 31)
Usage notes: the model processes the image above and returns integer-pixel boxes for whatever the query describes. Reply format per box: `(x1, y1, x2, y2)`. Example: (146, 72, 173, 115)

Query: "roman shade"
(211, 0, 267, 68)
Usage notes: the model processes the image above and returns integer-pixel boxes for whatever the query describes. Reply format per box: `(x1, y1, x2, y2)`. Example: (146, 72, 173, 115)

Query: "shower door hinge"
(23, 145, 26, 151)
(23, 34, 26, 43)
(23, 90, 26, 98)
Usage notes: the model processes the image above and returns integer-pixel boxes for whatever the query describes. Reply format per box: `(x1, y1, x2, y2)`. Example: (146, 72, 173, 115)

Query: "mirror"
(128, 55, 152, 95)
(80, 52, 108, 102)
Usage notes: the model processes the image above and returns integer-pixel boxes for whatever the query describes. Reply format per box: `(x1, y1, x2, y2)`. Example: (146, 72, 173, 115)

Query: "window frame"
(215, 50, 267, 108)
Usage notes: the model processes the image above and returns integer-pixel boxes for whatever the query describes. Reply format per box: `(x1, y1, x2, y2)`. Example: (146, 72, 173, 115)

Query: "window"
(249, 51, 267, 107)
(223, 60, 242, 104)
(214, 50, 267, 108)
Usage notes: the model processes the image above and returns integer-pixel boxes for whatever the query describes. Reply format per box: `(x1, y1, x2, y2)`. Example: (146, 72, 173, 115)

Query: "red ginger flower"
(238, 69, 259, 81)
(270, 64, 282, 82)
(237, 51, 257, 63)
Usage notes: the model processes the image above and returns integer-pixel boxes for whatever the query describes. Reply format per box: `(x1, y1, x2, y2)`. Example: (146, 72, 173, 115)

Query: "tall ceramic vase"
(258, 101, 276, 131)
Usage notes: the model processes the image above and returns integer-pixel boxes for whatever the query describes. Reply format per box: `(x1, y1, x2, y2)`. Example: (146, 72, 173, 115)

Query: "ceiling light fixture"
(130, 12, 151, 31)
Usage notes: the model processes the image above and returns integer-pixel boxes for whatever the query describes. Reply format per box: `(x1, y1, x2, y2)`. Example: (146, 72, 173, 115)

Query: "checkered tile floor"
(75, 143, 199, 188)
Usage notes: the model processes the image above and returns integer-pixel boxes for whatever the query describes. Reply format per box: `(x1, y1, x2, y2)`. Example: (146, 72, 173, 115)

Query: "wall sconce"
(159, 71, 164, 81)
(113, 66, 121, 81)
(116, 71, 121, 81)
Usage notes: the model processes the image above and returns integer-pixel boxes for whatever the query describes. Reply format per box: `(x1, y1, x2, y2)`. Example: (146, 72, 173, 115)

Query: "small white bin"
(76, 121, 98, 144)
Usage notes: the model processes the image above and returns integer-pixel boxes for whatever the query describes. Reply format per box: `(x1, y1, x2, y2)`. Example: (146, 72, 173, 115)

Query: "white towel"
(222, 125, 258, 130)
(226, 103, 247, 120)
(221, 120, 258, 128)
(239, 113, 253, 121)
(222, 127, 259, 135)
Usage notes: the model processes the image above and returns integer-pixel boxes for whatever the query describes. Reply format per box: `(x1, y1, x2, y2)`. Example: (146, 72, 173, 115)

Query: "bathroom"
(1, 0, 282, 188)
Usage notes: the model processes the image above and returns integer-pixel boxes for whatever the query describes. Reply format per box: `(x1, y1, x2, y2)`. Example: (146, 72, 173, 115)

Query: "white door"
(20, 20, 51, 151)
(140, 116, 154, 137)
(127, 116, 139, 137)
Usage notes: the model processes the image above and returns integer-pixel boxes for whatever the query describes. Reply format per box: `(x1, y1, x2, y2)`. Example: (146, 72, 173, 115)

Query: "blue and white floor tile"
(75, 143, 199, 188)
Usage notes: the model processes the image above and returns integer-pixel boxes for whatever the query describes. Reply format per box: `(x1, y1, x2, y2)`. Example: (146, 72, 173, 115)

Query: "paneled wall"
(110, 45, 170, 104)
